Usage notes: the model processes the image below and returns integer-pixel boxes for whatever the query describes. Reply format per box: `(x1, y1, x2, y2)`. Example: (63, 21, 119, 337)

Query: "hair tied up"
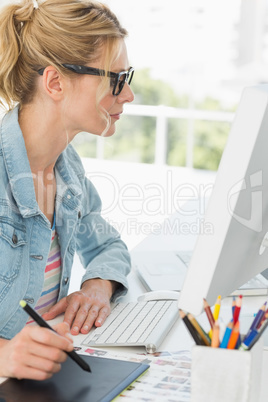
(0, 0, 127, 110)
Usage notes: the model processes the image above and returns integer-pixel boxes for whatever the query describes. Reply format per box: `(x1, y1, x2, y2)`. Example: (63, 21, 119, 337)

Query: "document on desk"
(77, 346, 192, 401)
(0, 354, 149, 402)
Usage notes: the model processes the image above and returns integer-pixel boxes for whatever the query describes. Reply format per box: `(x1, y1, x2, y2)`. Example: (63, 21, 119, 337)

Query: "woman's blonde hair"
(0, 0, 127, 112)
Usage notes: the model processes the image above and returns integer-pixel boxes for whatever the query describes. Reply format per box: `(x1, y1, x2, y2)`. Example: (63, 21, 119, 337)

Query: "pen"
(20, 300, 91, 373)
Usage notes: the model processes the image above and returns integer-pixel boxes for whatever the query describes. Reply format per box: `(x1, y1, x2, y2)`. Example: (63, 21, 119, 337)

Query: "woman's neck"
(18, 102, 68, 174)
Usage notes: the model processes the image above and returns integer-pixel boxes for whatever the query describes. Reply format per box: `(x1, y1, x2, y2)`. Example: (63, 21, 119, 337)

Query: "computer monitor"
(178, 85, 268, 316)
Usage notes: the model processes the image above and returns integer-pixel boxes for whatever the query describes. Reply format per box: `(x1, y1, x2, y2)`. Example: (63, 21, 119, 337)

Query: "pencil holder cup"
(190, 339, 263, 402)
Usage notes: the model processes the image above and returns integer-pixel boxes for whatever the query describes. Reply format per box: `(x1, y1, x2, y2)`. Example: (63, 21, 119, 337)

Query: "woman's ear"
(41, 66, 65, 101)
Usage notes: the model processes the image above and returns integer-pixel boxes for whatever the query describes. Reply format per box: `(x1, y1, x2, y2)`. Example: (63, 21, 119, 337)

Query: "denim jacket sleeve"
(76, 176, 131, 300)
(54, 144, 131, 300)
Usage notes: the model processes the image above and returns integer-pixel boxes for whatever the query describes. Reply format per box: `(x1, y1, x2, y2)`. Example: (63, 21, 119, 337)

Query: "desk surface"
(1, 265, 267, 401)
(69, 267, 268, 402)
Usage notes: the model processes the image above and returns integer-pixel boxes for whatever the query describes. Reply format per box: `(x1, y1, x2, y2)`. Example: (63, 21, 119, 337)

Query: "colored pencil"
(247, 317, 268, 350)
(208, 296, 221, 338)
(188, 314, 211, 346)
(203, 298, 215, 330)
(244, 301, 267, 341)
(213, 296, 221, 320)
(239, 329, 258, 351)
(250, 301, 267, 330)
(257, 309, 268, 329)
(235, 333, 242, 349)
(232, 296, 236, 317)
(211, 320, 220, 348)
(179, 310, 205, 345)
(233, 295, 242, 324)
(227, 321, 240, 349)
(220, 320, 233, 348)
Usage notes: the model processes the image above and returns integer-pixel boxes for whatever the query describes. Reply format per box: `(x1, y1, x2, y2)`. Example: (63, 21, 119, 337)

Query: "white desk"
(0, 255, 267, 400)
(69, 264, 268, 402)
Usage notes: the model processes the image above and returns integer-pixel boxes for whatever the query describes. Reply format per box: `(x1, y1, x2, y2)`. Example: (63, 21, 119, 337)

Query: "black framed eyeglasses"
(38, 64, 134, 96)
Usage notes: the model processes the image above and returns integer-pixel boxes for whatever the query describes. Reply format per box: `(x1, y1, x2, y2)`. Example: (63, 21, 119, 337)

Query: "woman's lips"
(110, 111, 122, 120)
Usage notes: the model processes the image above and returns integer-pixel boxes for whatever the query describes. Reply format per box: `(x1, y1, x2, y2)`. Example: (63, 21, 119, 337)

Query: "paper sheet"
(75, 345, 191, 401)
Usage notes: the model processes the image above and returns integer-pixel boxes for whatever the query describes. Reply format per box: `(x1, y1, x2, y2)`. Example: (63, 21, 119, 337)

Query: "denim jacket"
(0, 106, 130, 339)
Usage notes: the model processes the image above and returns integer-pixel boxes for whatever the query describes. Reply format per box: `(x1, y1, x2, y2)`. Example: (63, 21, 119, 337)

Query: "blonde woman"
(0, 0, 134, 380)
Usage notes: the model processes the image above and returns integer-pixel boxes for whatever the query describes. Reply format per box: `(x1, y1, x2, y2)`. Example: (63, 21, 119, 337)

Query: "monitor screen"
(178, 85, 268, 316)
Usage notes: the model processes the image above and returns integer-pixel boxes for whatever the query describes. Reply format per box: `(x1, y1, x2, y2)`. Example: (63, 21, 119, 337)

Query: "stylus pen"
(19, 300, 91, 373)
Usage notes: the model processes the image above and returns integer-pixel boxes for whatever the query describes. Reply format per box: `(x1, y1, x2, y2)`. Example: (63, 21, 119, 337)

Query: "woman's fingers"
(81, 305, 111, 333)
(1, 326, 73, 380)
(62, 290, 111, 334)
(42, 280, 116, 335)
(42, 298, 68, 321)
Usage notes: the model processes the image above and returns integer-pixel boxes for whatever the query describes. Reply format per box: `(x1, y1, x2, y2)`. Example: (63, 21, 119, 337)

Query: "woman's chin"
(102, 124, 116, 137)
(80, 122, 116, 137)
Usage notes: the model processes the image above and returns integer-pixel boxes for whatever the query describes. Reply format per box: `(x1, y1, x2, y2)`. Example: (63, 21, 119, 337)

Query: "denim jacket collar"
(0, 105, 82, 218)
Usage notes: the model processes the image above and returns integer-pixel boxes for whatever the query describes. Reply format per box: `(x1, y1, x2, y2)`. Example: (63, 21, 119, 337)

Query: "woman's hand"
(0, 322, 73, 380)
(42, 279, 117, 335)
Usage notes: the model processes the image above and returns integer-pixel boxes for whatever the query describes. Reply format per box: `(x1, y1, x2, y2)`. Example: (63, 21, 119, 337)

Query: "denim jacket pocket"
(0, 219, 27, 302)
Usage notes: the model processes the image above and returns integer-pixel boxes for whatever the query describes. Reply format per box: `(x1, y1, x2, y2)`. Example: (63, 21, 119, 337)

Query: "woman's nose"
(117, 83, 135, 104)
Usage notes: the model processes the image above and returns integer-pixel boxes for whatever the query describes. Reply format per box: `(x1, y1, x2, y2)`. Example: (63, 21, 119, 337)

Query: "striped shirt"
(27, 220, 62, 324)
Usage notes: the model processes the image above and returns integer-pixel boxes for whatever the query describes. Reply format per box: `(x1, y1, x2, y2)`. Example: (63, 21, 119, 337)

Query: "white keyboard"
(82, 300, 179, 353)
